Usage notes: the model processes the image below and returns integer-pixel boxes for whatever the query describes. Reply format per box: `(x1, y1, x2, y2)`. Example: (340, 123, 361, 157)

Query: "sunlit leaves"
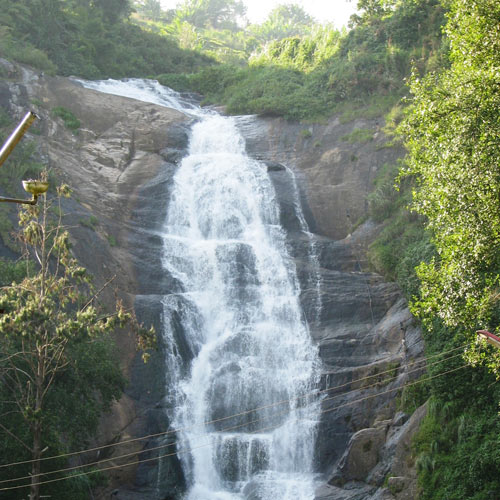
(0, 181, 145, 498)
(174, 0, 246, 30)
(401, 0, 500, 372)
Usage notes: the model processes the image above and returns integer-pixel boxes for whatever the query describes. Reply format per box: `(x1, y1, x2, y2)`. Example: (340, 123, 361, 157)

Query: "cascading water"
(78, 78, 322, 499)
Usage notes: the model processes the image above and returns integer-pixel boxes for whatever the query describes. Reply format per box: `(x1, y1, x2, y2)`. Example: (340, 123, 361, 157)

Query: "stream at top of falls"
(78, 78, 323, 500)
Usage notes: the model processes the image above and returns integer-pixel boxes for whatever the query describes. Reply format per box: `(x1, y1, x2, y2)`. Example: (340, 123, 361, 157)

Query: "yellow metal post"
(0, 111, 38, 168)
(0, 111, 48, 205)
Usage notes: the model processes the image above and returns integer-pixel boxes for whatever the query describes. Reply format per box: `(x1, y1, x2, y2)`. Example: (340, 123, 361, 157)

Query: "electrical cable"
(321, 341, 464, 376)
(0, 342, 468, 471)
(0, 349, 466, 485)
(0, 363, 470, 492)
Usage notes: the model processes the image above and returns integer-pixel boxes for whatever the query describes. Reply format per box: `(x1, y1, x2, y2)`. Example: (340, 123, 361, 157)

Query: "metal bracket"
(0, 111, 49, 205)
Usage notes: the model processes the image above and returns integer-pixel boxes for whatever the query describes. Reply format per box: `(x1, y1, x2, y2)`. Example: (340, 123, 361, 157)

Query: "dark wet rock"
(265, 161, 286, 171)
(392, 412, 409, 427)
(331, 427, 387, 485)
(315, 483, 376, 500)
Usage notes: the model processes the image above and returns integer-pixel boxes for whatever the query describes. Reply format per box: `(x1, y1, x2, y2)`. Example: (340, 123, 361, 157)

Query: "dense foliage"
(174, 0, 246, 30)
(247, 4, 315, 42)
(0, 0, 447, 121)
(365, 1, 500, 498)
(413, 325, 500, 500)
(158, 0, 446, 120)
(401, 0, 500, 373)
(0, 0, 212, 78)
(0, 184, 130, 499)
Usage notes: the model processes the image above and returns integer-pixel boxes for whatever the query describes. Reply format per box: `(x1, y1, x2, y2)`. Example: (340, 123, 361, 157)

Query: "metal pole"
(0, 111, 38, 167)
(0, 194, 39, 205)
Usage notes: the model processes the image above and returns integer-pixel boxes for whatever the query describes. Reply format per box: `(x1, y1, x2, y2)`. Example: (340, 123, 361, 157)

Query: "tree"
(0, 178, 153, 499)
(93, 0, 132, 23)
(134, 0, 164, 21)
(357, 0, 395, 16)
(174, 0, 246, 30)
(250, 3, 314, 41)
(400, 0, 500, 375)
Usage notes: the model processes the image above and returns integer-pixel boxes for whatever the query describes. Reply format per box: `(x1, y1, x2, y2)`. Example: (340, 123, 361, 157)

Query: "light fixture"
(0, 111, 49, 205)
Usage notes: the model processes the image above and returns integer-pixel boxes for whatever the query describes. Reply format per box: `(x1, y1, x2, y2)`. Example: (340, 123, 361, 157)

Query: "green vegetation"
(0, 107, 47, 251)
(157, 0, 446, 120)
(0, 30, 57, 75)
(0, 184, 125, 499)
(364, 1, 500, 498)
(0, 0, 213, 78)
(80, 215, 99, 230)
(401, 0, 500, 341)
(0, 257, 33, 286)
(1, 0, 500, 497)
(51, 106, 81, 132)
(341, 127, 375, 144)
(408, 322, 500, 500)
(248, 4, 315, 42)
(0, 0, 447, 121)
(0, 181, 155, 500)
(397, 375, 429, 415)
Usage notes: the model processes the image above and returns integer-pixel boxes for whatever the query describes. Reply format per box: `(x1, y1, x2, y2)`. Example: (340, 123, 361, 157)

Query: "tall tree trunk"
(30, 359, 44, 500)
(30, 420, 41, 500)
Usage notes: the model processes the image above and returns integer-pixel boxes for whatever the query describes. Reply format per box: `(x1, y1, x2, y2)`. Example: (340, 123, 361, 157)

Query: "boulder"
(332, 427, 387, 485)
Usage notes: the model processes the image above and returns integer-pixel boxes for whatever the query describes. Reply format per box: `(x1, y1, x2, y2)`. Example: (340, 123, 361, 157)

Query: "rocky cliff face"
(0, 60, 191, 496)
(0, 61, 424, 500)
(241, 116, 424, 500)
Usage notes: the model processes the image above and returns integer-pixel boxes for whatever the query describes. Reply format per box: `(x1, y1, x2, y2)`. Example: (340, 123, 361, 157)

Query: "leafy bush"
(411, 324, 500, 500)
(341, 127, 375, 144)
(0, 0, 213, 79)
(0, 258, 32, 286)
(80, 215, 99, 230)
(0, 35, 56, 74)
(157, 73, 192, 92)
(51, 107, 81, 131)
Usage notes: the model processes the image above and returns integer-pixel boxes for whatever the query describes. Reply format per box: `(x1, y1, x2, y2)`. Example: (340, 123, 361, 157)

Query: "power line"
(0, 342, 467, 471)
(0, 349, 465, 486)
(321, 341, 463, 376)
(0, 363, 470, 493)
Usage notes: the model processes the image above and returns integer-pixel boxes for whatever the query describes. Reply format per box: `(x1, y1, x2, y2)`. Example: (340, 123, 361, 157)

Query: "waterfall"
(78, 78, 322, 500)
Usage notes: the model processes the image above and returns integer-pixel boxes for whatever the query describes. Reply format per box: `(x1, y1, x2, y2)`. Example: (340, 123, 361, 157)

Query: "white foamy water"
(74, 77, 202, 114)
(78, 78, 322, 500)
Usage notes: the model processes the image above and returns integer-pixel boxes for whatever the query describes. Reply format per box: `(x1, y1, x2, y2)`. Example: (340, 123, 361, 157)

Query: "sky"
(159, 0, 359, 30)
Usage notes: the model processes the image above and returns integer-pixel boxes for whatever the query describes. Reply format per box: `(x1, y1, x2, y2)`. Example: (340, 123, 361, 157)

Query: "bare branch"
(33, 247, 42, 267)
(0, 351, 36, 364)
(0, 421, 32, 452)
(81, 275, 117, 312)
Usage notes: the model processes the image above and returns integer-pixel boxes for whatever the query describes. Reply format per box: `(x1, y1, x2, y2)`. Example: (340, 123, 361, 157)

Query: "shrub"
(0, 258, 33, 286)
(51, 107, 81, 131)
(0, 36, 57, 74)
(340, 127, 375, 143)
(79, 215, 98, 230)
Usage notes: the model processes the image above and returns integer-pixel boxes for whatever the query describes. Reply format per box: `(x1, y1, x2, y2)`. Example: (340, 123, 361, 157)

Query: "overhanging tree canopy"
(400, 0, 500, 374)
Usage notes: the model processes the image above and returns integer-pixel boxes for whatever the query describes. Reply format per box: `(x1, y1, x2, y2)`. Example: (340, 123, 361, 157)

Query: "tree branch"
(0, 421, 32, 452)
(81, 275, 117, 312)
